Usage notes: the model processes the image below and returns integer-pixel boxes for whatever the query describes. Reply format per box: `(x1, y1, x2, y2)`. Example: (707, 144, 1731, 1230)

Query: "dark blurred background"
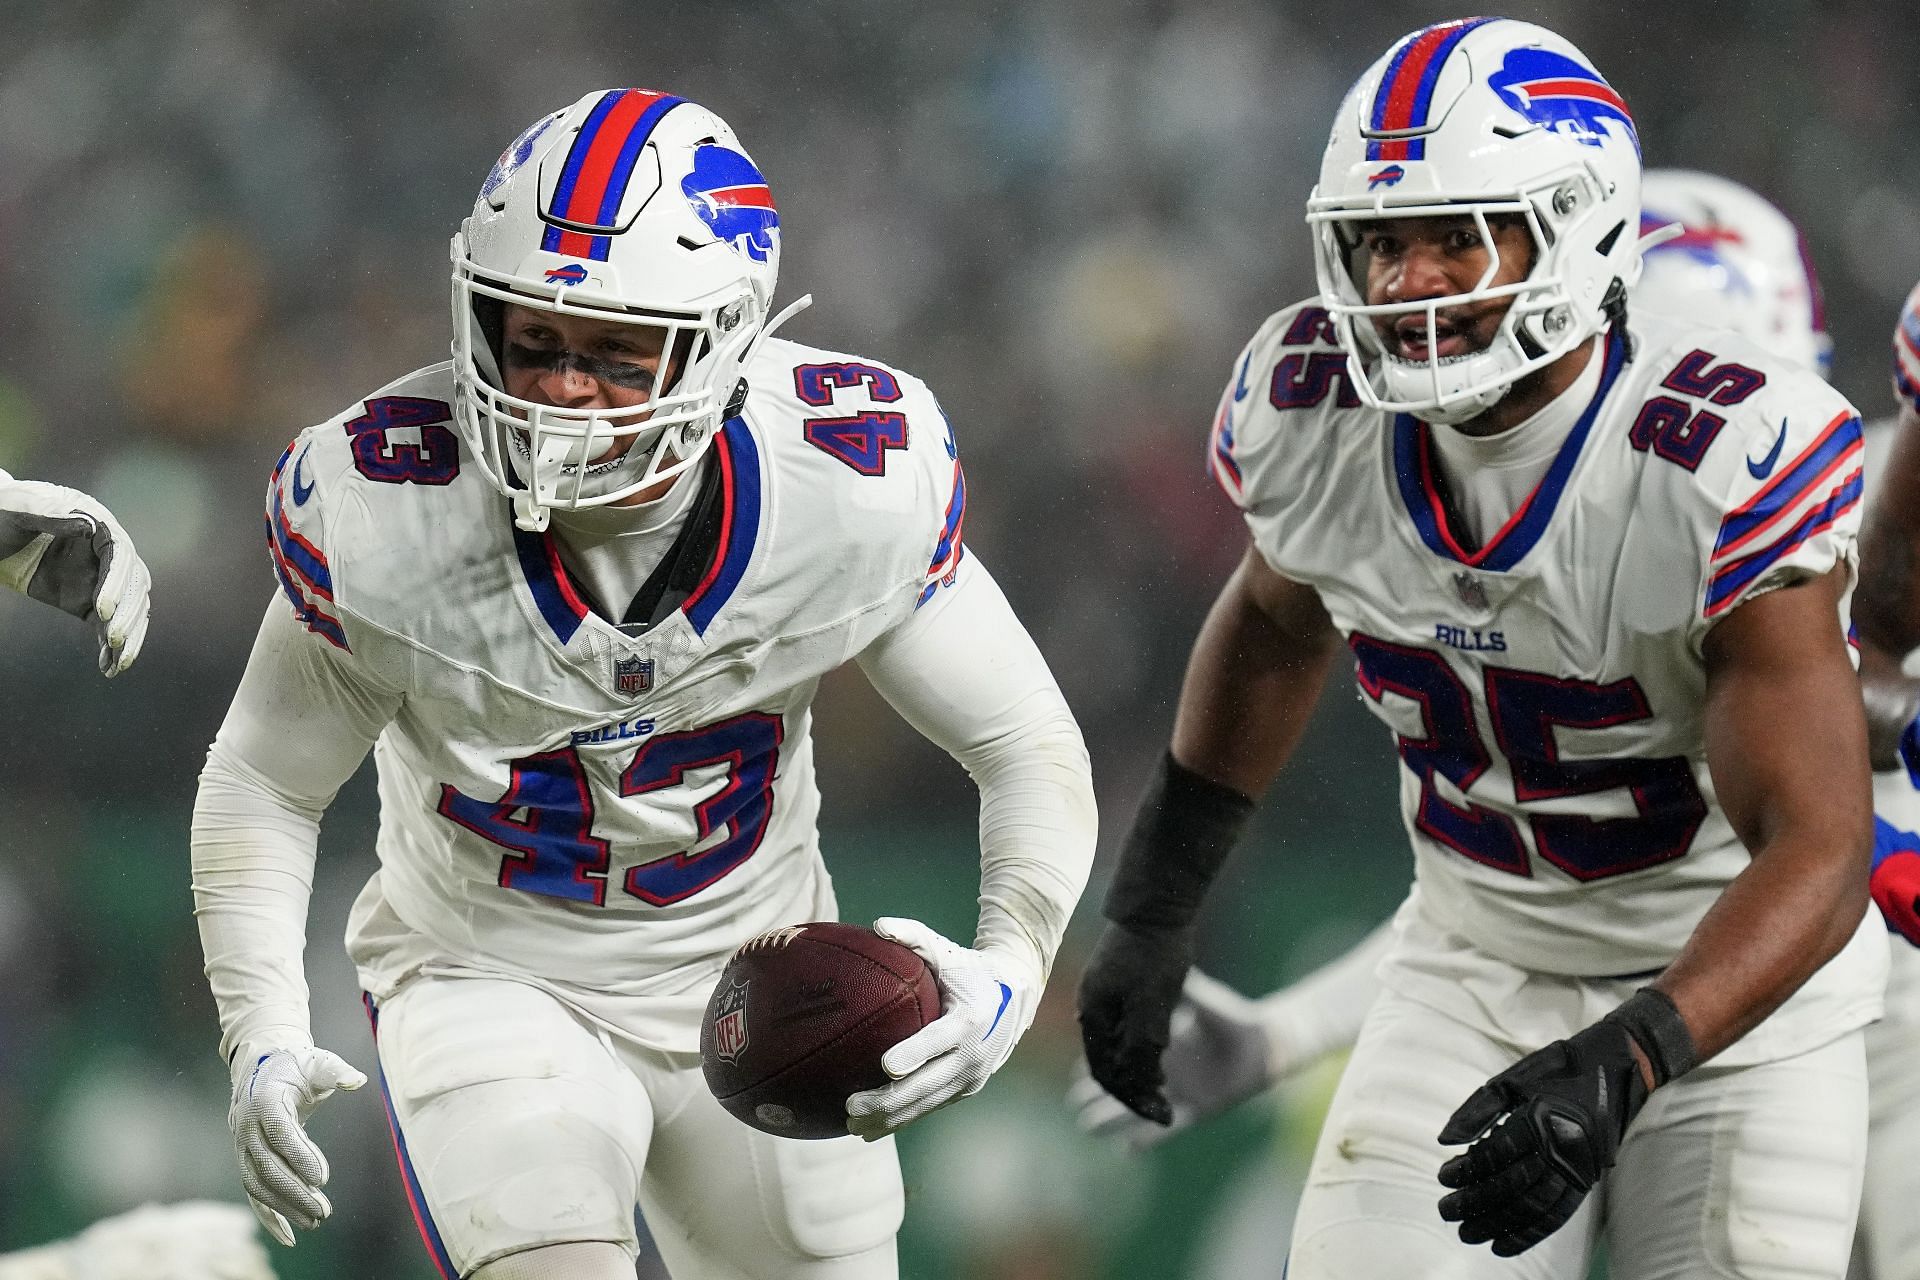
(0, 2, 1911, 1276)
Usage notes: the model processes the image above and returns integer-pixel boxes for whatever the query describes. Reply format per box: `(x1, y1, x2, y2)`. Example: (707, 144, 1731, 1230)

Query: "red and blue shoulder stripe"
(1705, 411, 1863, 618)
(264, 442, 349, 651)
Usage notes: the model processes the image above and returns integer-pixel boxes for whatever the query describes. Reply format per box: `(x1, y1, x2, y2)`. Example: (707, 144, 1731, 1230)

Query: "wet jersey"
(264, 337, 968, 1031)
(1213, 300, 1869, 978)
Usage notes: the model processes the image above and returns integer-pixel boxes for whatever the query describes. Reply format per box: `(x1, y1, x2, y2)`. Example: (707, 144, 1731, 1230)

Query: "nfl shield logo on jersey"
(1453, 572, 1490, 611)
(711, 980, 750, 1064)
(614, 656, 654, 697)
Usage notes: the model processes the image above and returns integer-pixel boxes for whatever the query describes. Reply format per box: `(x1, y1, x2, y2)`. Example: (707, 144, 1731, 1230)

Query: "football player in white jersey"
(1075, 166, 1920, 1278)
(1078, 18, 1881, 1278)
(190, 90, 1095, 1280)
(0, 469, 150, 675)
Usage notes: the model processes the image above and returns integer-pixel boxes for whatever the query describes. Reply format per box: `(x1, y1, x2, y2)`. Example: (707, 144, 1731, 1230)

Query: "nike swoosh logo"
(1232, 351, 1253, 403)
(1747, 420, 1787, 480)
(983, 982, 1013, 1041)
(292, 447, 316, 505)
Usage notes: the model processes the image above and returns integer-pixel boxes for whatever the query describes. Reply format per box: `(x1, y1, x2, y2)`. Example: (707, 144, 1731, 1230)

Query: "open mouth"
(1391, 313, 1475, 362)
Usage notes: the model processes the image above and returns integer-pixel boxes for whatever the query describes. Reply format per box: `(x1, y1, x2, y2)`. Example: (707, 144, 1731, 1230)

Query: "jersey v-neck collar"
(510, 415, 765, 647)
(1391, 327, 1628, 572)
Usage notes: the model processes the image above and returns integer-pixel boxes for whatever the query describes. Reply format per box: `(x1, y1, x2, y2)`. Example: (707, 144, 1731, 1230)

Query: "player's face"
(1356, 215, 1533, 362)
(499, 305, 672, 462)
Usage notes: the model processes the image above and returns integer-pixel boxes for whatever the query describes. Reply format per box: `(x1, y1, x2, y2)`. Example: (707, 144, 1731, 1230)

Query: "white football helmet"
(1308, 18, 1646, 424)
(452, 89, 788, 530)
(1634, 169, 1831, 378)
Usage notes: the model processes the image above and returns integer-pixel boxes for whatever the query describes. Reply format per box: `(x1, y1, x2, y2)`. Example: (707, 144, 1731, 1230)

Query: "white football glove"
(0, 473, 151, 677)
(227, 1040, 366, 1247)
(1068, 970, 1278, 1151)
(0, 1200, 279, 1280)
(844, 916, 1039, 1141)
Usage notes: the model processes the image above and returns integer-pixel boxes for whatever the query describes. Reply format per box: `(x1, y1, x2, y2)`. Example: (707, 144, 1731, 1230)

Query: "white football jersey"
(265, 336, 967, 1044)
(1214, 300, 1871, 980)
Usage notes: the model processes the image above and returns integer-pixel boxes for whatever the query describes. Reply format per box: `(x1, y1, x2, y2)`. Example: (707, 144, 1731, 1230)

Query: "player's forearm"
(1170, 550, 1340, 798)
(191, 743, 325, 1060)
(968, 702, 1097, 985)
(1652, 825, 1869, 1062)
(856, 558, 1096, 987)
(1679, 570, 1874, 1061)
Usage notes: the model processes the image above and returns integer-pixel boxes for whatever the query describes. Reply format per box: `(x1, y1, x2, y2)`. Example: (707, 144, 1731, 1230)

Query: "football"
(700, 921, 941, 1139)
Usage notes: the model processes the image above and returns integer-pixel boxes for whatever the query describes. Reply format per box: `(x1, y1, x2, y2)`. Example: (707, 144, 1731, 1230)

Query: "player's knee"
(468, 1240, 635, 1280)
(401, 1082, 641, 1266)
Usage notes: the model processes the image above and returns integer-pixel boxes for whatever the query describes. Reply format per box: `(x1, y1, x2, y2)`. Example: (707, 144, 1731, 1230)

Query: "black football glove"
(1077, 755, 1255, 1129)
(1436, 1018, 1648, 1256)
(1076, 921, 1193, 1126)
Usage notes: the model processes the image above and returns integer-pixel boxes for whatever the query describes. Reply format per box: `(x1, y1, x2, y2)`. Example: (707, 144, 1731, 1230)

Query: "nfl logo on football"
(614, 656, 654, 697)
(712, 980, 750, 1064)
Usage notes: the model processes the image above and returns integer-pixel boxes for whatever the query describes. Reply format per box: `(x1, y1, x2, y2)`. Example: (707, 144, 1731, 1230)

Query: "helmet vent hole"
(677, 236, 703, 250)
(1594, 220, 1626, 255)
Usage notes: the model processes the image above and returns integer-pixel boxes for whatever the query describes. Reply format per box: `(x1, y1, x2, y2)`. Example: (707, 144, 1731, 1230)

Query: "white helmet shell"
(451, 89, 782, 530)
(1308, 18, 1643, 424)
(1635, 169, 1831, 379)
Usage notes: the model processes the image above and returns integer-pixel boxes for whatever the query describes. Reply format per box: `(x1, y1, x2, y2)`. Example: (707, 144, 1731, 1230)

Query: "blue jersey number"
(795, 362, 909, 476)
(345, 396, 461, 485)
(438, 711, 784, 907)
(1350, 634, 1706, 879)
(1628, 350, 1766, 472)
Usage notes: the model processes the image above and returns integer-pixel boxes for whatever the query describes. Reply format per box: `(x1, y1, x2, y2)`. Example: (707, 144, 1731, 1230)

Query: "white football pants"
(365, 974, 902, 1279)
(1854, 940, 1920, 1280)
(1287, 983, 1867, 1280)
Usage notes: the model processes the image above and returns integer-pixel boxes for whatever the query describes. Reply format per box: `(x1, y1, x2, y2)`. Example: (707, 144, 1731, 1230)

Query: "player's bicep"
(214, 598, 401, 809)
(855, 556, 1079, 763)
(1702, 566, 1870, 856)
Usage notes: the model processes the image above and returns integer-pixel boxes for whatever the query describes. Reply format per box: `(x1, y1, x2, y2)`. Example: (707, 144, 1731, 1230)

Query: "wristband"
(1603, 987, 1699, 1087)
(1102, 752, 1255, 934)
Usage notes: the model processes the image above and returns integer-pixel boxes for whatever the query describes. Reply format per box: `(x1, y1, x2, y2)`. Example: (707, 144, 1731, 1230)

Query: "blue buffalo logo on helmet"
(480, 114, 555, 202)
(544, 263, 590, 286)
(1368, 164, 1407, 189)
(1487, 47, 1639, 154)
(681, 145, 779, 263)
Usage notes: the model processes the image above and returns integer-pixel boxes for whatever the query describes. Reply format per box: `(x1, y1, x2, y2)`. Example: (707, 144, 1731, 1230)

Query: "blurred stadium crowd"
(0, 1, 1914, 1277)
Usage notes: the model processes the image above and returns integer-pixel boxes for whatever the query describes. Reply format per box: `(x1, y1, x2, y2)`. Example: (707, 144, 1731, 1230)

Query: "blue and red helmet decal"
(1365, 16, 1499, 161)
(1486, 47, 1639, 155)
(481, 114, 556, 202)
(681, 145, 778, 264)
(540, 89, 687, 261)
(1367, 164, 1407, 189)
(1639, 211, 1750, 279)
(544, 263, 589, 286)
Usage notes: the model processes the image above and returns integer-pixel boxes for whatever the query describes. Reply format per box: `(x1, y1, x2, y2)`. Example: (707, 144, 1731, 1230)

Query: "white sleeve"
(855, 556, 1097, 989)
(1256, 921, 1393, 1073)
(190, 599, 400, 1062)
